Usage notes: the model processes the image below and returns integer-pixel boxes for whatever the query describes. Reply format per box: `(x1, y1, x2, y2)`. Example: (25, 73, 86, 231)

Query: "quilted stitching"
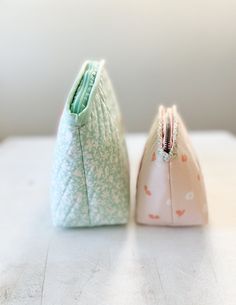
(51, 63, 130, 227)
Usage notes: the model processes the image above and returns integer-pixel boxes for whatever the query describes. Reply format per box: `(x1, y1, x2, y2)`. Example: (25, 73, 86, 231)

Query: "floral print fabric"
(136, 106, 208, 226)
(51, 61, 130, 227)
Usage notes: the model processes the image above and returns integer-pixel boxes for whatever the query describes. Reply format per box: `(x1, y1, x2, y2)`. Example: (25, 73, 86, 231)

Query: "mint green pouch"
(51, 60, 130, 227)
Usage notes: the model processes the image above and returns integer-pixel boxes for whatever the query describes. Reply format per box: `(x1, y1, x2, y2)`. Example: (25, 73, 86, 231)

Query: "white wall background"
(1, 0, 236, 139)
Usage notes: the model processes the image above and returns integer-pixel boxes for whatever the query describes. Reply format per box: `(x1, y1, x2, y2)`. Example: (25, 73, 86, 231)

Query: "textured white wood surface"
(0, 132, 236, 305)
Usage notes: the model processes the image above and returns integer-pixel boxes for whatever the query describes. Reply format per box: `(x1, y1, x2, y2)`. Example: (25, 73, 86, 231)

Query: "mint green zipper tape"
(70, 61, 99, 114)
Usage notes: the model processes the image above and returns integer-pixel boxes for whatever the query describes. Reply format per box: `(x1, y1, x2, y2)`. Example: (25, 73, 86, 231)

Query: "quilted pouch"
(136, 105, 208, 226)
(51, 60, 130, 227)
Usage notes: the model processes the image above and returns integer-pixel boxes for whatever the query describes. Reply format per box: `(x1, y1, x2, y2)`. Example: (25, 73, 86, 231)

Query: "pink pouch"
(136, 105, 208, 226)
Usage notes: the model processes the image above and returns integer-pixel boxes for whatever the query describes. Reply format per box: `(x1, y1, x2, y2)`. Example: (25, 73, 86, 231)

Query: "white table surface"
(0, 132, 236, 305)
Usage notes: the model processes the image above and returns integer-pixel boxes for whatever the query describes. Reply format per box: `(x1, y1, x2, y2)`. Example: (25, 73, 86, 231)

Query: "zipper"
(159, 106, 177, 161)
(70, 61, 98, 114)
(163, 108, 173, 153)
(137, 105, 178, 167)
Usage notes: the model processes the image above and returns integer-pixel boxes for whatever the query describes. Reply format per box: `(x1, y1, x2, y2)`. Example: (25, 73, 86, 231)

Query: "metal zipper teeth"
(163, 109, 173, 153)
(137, 107, 178, 171)
(164, 124, 171, 153)
(141, 106, 178, 167)
(158, 107, 178, 162)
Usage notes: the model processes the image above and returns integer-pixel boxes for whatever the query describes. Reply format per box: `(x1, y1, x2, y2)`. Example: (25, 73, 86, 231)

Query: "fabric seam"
(168, 161, 174, 225)
(78, 128, 91, 225)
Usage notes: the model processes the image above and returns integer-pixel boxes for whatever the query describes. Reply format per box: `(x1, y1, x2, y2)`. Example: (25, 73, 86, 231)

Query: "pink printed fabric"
(136, 106, 208, 226)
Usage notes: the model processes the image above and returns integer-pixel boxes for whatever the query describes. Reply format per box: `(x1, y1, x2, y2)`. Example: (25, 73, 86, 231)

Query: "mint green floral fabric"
(51, 61, 130, 227)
